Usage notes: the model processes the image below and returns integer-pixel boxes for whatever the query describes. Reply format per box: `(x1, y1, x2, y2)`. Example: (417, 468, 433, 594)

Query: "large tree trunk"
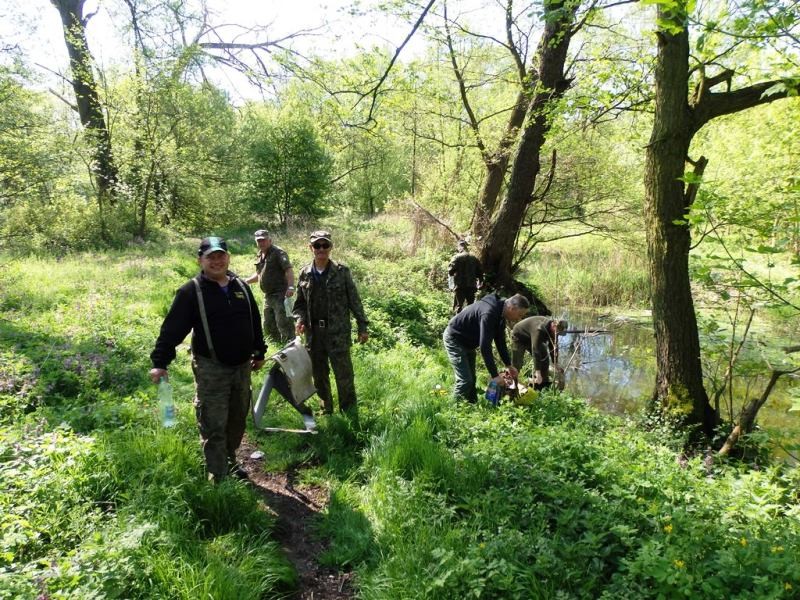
(643, 1, 797, 440)
(480, 0, 577, 290)
(471, 90, 529, 239)
(51, 0, 118, 209)
(644, 5, 715, 437)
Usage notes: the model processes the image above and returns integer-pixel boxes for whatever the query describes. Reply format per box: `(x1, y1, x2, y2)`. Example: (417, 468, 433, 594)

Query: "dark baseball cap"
(254, 229, 270, 240)
(309, 230, 332, 244)
(198, 236, 228, 256)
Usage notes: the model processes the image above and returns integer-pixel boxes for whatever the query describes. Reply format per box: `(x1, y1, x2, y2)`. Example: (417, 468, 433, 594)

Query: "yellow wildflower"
(739, 537, 748, 547)
(785, 583, 793, 591)
(663, 524, 673, 534)
(673, 559, 686, 569)
(771, 546, 784, 553)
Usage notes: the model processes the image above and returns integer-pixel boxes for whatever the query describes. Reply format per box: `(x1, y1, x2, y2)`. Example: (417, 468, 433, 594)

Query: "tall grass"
(2, 218, 799, 599)
(522, 235, 651, 309)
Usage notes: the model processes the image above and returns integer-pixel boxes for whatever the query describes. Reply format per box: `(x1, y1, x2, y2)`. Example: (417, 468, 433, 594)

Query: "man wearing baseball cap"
(448, 239, 483, 314)
(292, 230, 369, 416)
(149, 236, 266, 483)
(245, 229, 295, 344)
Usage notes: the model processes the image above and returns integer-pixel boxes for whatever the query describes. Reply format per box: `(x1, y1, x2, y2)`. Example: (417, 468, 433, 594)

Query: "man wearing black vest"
(149, 237, 266, 483)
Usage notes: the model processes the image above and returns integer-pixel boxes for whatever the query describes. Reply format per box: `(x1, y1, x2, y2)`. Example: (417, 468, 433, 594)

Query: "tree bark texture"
(644, 7, 715, 436)
(471, 91, 530, 239)
(479, 0, 577, 291)
(51, 0, 118, 203)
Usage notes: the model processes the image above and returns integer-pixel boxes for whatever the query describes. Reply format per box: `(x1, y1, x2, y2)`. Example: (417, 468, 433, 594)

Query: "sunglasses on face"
(312, 242, 331, 250)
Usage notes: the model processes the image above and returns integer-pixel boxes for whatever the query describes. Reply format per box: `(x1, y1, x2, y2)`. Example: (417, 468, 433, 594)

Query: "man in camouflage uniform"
(150, 237, 266, 483)
(448, 240, 483, 314)
(293, 230, 369, 415)
(245, 229, 295, 344)
(511, 316, 567, 390)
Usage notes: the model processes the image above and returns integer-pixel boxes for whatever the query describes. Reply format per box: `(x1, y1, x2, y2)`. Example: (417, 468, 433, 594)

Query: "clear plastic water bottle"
(485, 380, 499, 406)
(158, 377, 176, 427)
(284, 296, 294, 317)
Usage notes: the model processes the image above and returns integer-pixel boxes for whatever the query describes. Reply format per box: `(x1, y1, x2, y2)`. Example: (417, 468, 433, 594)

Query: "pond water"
(551, 307, 800, 455)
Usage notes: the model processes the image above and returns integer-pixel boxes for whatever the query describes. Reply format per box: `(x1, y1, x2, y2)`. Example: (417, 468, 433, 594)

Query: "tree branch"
(692, 77, 800, 132)
(352, 0, 437, 126)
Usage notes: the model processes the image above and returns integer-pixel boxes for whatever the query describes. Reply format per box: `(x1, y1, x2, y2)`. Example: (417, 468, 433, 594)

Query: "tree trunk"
(51, 0, 118, 209)
(479, 0, 577, 290)
(471, 91, 529, 239)
(644, 5, 715, 437)
(643, 2, 797, 440)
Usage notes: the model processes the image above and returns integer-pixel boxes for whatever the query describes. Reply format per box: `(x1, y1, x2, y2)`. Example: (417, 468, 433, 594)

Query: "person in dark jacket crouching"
(442, 293, 529, 403)
(149, 237, 266, 483)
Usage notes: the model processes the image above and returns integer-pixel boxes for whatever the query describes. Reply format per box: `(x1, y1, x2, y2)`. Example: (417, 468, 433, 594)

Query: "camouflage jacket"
(448, 252, 483, 289)
(293, 259, 369, 346)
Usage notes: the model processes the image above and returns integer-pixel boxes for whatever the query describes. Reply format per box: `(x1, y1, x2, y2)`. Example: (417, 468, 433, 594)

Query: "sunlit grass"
(2, 217, 799, 599)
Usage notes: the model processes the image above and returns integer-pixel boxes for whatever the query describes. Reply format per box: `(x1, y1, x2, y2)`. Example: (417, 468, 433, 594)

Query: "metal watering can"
(252, 337, 317, 432)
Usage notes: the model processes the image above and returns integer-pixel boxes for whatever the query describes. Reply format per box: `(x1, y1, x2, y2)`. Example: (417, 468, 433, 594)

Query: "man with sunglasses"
(293, 230, 369, 416)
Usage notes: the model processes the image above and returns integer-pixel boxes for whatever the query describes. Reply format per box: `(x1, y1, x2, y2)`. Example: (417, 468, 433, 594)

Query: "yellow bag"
(513, 387, 538, 406)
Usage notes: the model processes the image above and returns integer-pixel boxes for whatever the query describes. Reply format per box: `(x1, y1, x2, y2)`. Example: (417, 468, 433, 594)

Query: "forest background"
(1, 0, 800, 598)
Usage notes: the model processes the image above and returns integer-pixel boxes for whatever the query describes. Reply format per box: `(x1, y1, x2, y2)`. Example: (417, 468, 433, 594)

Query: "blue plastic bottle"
(485, 380, 499, 406)
(158, 377, 176, 427)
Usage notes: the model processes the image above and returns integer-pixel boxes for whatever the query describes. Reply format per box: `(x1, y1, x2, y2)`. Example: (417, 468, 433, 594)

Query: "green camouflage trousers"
(192, 354, 252, 479)
(309, 328, 357, 414)
(264, 292, 294, 344)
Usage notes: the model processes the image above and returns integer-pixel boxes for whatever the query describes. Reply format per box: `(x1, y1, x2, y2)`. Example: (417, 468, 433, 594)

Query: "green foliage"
(2, 219, 800, 599)
(0, 245, 296, 598)
(239, 107, 332, 226)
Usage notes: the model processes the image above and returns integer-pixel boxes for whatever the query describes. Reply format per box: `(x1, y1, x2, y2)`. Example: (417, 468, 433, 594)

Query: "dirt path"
(237, 440, 355, 600)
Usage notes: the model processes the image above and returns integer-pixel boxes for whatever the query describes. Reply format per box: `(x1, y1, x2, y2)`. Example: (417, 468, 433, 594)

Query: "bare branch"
(443, 2, 488, 162)
(352, 0, 437, 126)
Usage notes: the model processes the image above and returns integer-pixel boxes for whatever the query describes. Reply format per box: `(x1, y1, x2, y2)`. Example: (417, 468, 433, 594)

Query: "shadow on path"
(237, 439, 354, 600)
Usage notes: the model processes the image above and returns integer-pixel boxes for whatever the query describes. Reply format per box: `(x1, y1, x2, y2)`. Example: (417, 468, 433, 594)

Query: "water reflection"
(549, 307, 800, 452)
(555, 309, 655, 415)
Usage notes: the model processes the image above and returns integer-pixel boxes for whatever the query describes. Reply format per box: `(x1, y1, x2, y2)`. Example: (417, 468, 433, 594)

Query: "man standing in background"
(448, 240, 483, 313)
(150, 237, 266, 483)
(293, 230, 369, 416)
(246, 229, 295, 344)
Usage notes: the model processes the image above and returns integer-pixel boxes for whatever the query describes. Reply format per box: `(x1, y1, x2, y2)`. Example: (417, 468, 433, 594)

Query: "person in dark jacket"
(448, 240, 483, 313)
(150, 237, 266, 483)
(511, 316, 567, 390)
(293, 230, 369, 416)
(442, 293, 529, 403)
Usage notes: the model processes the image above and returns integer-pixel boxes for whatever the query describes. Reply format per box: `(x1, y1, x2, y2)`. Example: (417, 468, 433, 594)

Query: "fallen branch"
(718, 366, 800, 457)
(409, 198, 461, 241)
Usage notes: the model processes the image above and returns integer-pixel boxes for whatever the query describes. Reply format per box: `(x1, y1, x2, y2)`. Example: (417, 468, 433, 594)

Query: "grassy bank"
(2, 217, 799, 598)
(519, 235, 651, 310)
